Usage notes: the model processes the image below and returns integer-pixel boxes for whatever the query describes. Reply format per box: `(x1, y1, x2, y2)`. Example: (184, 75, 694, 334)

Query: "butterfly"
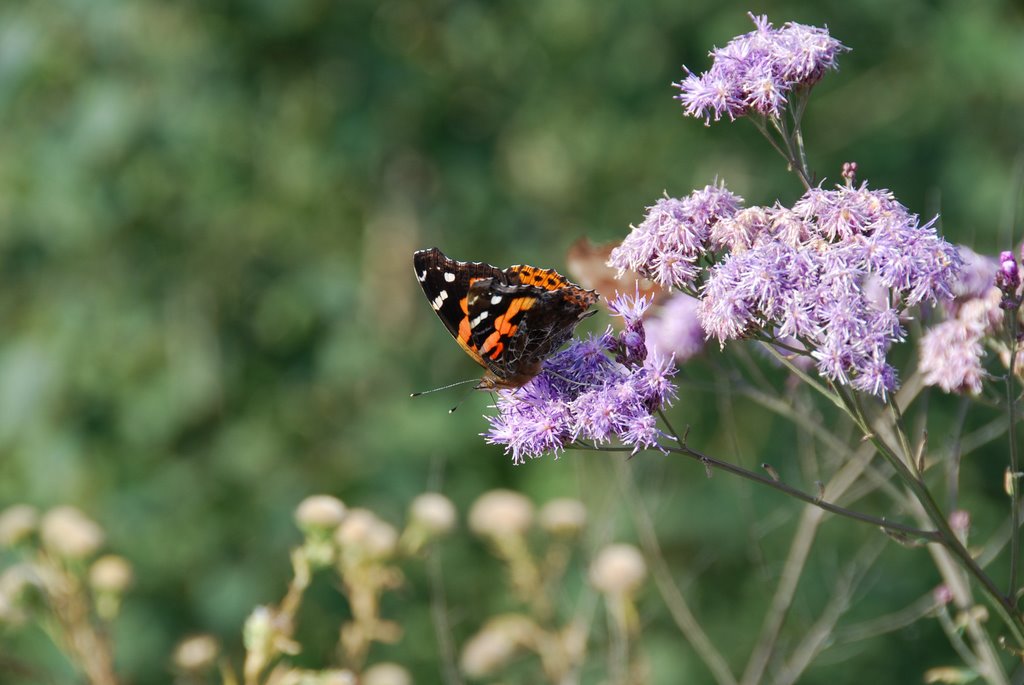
(413, 247, 599, 390)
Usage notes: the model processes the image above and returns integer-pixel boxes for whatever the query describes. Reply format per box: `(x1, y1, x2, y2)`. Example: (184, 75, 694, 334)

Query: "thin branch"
(1006, 313, 1020, 599)
(427, 546, 464, 685)
(618, 460, 739, 685)
(574, 440, 941, 542)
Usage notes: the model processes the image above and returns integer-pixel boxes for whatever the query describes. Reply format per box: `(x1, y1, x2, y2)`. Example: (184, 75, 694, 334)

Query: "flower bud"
(933, 584, 954, 606)
(335, 509, 398, 560)
(0, 505, 38, 547)
(0, 563, 40, 625)
(243, 605, 274, 655)
(408, 493, 457, 536)
(460, 625, 519, 678)
(589, 543, 647, 596)
(295, 495, 347, 532)
(40, 506, 104, 559)
(173, 634, 220, 672)
(90, 555, 134, 594)
(949, 509, 970, 535)
(362, 662, 412, 685)
(538, 498, 587, 537)
(468, 490, 534, 539)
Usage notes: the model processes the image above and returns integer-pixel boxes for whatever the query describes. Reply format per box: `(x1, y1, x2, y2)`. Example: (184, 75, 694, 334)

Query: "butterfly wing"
(414, 247, 599, 388)
(413, 247, 507, 370)
(467, 280, 599, 386)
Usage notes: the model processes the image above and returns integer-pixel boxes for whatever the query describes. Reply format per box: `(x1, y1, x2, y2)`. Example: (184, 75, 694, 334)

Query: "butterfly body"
(414, 247, 599, 389)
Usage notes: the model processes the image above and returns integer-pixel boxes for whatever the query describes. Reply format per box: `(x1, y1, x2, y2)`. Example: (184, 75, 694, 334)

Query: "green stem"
(833, 384, 1024, 639)
(574, 440, 939, 542)
(1007, 313, 1020, 601)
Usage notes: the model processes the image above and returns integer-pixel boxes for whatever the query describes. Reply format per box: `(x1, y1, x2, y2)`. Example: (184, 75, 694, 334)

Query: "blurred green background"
(1, 0, 1023, 682)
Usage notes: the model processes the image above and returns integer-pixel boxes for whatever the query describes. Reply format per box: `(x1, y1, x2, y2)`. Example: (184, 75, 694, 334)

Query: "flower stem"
(577, 436, 940, 543)
(1007, 313, 1021, 601)
(833, 383, 1024, 640)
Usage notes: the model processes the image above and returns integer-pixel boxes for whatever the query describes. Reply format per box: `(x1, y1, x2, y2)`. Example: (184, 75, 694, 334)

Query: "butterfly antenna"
(410, 378, 480, 398)
(448, 387, 477, 414)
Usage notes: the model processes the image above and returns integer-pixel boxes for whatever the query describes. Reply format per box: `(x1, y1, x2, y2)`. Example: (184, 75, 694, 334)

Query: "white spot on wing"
(490, 295, 502, 305)
(444, 271, 455, 282)
(470, 311, 489, 328)
(431, 290, 449, 310)
(418, 270, 427, 282)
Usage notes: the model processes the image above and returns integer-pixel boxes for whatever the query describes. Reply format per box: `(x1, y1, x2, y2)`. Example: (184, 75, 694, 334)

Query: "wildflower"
(335, 509, 398, 561)
(89, 555, 134, 594)
(608, 184, 743, 289)
(675, 13, 848, 123)
(173, 635, 221, 672)
(950, 246, 997, 302)
(538, 498, 587, 537)
(589, 544, 647, 596)
(40, 506, 104, 560)
(295, 495, 347, 532)
(0, 505, 38, 547)
(484, 292, 677, 462)
(996, 250, 1022, 309)
(408, 493, 456, 537)
(920, 285, 1002, 396)
(468, 490, 534, 539)
(697, 181, 960, 398)
(460, 615, 534, 678)
(362, 663, 412, 685)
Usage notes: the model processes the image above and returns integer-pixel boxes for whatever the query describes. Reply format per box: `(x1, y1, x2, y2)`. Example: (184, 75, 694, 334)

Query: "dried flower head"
(460, 614, 536, 678)
(589, 543, 648, 596)
(40, 506, 105, 559)
(362, 662, 412, 685)
(173, 634, 221, 672)
(335, 509, 398, 560)
(538, 498, 587, 537)
(295, 495, 347, 532)
(0, 504, 38, 547)
(408, 493, 457, 536)
(0, 563, 41, 626)
(89, 555, 134, 594)
(468, 490, 534, 539)
(675, 13, 848, 123)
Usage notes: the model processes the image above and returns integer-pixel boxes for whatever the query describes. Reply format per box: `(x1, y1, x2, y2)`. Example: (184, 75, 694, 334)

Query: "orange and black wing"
(413, 247, 506, 370)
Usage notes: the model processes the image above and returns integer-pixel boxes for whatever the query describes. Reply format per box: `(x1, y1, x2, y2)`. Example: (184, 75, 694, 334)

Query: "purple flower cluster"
(697, 182, 961, 398)
(675, 14, 848, 123)
(645, 293, 705, 362)
(484, 293, 677, 464)
(920, 286, 1002, 395)
(919, 246, 1011, 395)
(607, 184, 743, 289)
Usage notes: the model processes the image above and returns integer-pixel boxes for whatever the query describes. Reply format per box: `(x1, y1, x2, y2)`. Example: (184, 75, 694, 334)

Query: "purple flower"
(920, 285, 1003, 396)
(919, 320, 987, 395)
(950, 246, 997, 302)
(645, 293, 705, 362)
(675, 14, 848, 124)
(609, 184, 742, 289)
(996, 250, 1022, 308)
(697, 181, 960, 398)
(483, 307, 677, 463)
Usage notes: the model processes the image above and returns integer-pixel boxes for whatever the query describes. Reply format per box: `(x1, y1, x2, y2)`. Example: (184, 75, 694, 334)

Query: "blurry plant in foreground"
(0, 504, 128, 685)
(3, 493, 649, 685)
